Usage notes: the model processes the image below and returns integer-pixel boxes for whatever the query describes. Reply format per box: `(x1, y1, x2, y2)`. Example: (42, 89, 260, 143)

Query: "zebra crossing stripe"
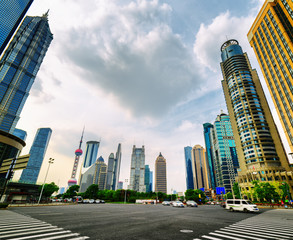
(228, 226, 292, 237)
(0, 223, 52, 232)
(34, 233, 82, 240)
(0, 227, 65, 238)
(0, 220, 46, 227)
(0, 225, 59, 235)
(201, 235, 223, 240)
(209, 232, 246, 240)
(220, 227, 281, 239)
(232, 223, 293, 232)
(214, 230, 266, 240)
(8, 230, 72, 240)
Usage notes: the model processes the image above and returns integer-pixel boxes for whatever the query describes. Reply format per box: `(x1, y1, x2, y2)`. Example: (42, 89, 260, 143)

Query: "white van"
(226, 199, 259, 212)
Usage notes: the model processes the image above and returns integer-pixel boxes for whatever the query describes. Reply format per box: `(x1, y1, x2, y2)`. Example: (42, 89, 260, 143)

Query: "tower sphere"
(75, 149, 83, 156)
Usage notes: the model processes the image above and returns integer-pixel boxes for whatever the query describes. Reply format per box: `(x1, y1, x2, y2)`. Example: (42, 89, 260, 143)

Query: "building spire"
(78, 126, 85, 149)
(43, 9, 49, 18)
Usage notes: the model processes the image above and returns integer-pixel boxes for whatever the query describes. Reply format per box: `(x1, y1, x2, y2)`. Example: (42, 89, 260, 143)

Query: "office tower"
(113, 143, 122, 190)
(117, 181, 123, 190)
(248, 0, 293, 153)
(79, 141, 100, 191)
(149, 171, 153, 192)
(19, 128, 52, 184)
(0, 13, 53, 133)
(191, 145, 210, 190)
(68, 129, 84, 187)
(128, 145, 146, 192)
(155, 153, 167, 194)
(59, 187, 65, 195)
(0, 0, 34, 56)
(220, 39, 293, 195)
(93, 156, 107, 190)
(145, 165, 151, 192)
(210, 113, 239, 192)
(106, 153, 115, 190)
(13, 128, 27, 141)
(203, 123, 216, 189)
(184, 146, 194, 190)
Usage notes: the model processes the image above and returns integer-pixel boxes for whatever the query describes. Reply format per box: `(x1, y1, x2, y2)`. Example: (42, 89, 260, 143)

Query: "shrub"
(0, 203, 9, 209)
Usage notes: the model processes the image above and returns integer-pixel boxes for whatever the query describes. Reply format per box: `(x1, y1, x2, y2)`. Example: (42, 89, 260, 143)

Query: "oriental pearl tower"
(68, 128, 84, 187)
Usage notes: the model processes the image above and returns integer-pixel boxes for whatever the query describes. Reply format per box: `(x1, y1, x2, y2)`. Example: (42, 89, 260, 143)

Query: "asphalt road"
(9, 204, 268, 240)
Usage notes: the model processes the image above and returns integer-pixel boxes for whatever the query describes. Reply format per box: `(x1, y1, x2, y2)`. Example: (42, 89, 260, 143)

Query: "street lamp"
(124, 179, 128, 204)
(38, 158, 54, 204)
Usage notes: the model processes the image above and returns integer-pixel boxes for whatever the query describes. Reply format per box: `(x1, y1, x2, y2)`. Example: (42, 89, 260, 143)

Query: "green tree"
(84, 184, 99, 199)
(279, 182, 291, 201)
(184, 189, 206, 203)
(39, 182, 59, 199)
(63, 185, 80, 198)
(224, 192, 233, 199)
(252, 181, 280, 202)
(233, 182, 241, 199)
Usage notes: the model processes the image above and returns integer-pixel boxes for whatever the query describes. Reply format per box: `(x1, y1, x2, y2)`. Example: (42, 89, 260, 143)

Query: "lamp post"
(38, 158, 54, 204)
(124, 179, 128, 204)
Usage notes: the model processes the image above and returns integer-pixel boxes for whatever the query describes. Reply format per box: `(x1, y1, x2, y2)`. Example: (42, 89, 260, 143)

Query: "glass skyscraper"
(210, 113, 239, 193)
(128, 145, 146, 192)
(19, 128, 52, 184)
(203, 123, 216, 189)
(0, 13, 53, 133)
(113, 143, 122, 190)
(184, 146, 194, 190)
(0, 0, 34, 56)
(220, 39, 293, 197)
(83, 141, 99, 168)
(12, 128, 27, 141)
(144, 165, 151, 192)
(106, 153, 115, 190)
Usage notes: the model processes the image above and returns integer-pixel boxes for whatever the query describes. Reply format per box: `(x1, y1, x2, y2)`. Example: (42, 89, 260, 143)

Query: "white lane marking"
(232, 223, 293, 232)
(0, 223, 51, 232)
(201, 235, 223, 240)
(0, 221, 46, 228)
(39, 213, 63, 216)
(0, 227, 64, 238)
(214, 230, 266, 240)
(9, 230, 72, 240)
(221, 227, 281, 239)
(0, 225, 59, 235)
(36, 233, 81, 240)
(67, 237, 90, 240)
(210, 232, 246, 240)
(227, 225, 292, 237)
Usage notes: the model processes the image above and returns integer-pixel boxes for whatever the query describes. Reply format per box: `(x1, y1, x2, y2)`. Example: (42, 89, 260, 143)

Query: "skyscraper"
(0, 0, 34, 56)
(106, 153, 115, 190)
(128, 145, 146, 192)
(155, 153, 167, 194)
(203, 123, 216, 190)
(0, 13, 53, 133)
(19, 128, 52, 184)
(93, 156, 107, 191)
(184, 146, 194, 190)
(220, 39, 293, 196)
(210, 113, 239, 192)
(79, 141, 100, 191)
(191, 145, 210, 190)
(68, 129, 84, 187)
(12, 128, 27, 141)
(144, 165, 151, 192)
(247, 0, 293, 153)
(149, 171, 153, 192)
(113, 143, 122, 190)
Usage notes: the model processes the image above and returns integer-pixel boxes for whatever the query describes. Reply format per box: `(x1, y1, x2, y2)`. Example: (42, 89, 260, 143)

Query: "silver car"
(186, 200, 198, 207)
(172, 201, 184, 207)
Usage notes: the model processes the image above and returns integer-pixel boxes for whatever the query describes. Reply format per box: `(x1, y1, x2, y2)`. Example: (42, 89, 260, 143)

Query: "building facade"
(19, 128, 52, 184)
(0, 13, 53, 133)
(93, 156, 107, 191)
(210, 113, 239, 193)
(82, 141, 99, 168)
(155, 153, 167, 193)
(203, 123, 216, 189)
(144, 165, 152, 192)
(248, 0, 293, 153)
(128, 145, 146, 192)
(106, 153, 115, 190)
(184, 146, 194, 190)
(0, 0, 34, 56)
(113, 143, 122, 190)
(12, 128, 27, 141)
(220, 39, 293, 197)
(191, 145, 210, 190)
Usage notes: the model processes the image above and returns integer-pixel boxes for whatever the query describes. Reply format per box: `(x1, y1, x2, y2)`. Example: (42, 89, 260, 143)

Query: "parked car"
(88, 199, 95, 204)
(82, 199, 90, 204)
(186, 200, 198, 207)
(172, 201, 184, 207)
(162, 201, 171, 206)
(95, 199, 105, 204)
(226, 199, 259, 213)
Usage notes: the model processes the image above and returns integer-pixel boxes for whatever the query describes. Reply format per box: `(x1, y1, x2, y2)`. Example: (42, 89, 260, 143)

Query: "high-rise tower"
(191, 145, 210, 190)
(155, 153, 167, 194)
(248, 0, 293, 153)
(184, 146, 194, 190)
(113, 143, 122, 190)
(68, 128, 84, 187)
(106, 153, 115, 190)
(128, 145, 146, 192)
(220, 39, 293, 196)
(19, 128, 52, 184)
(0, 0, 34, 56)
(0, 13, 53, 133)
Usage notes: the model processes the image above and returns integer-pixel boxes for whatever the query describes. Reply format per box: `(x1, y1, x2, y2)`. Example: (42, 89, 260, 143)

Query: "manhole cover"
(180, 230, 193, 233)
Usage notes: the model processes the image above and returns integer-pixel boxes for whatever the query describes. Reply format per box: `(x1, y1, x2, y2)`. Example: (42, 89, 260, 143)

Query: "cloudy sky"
(13, 0, 291, 193)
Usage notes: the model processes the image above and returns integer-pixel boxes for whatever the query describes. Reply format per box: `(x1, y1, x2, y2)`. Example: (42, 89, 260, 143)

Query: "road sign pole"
(0, 158, 16, 202)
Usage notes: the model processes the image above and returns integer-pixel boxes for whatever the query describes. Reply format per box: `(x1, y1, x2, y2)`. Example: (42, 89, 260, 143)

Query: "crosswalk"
(194, 209, 293, 240)
(0, 210, 89, 240)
